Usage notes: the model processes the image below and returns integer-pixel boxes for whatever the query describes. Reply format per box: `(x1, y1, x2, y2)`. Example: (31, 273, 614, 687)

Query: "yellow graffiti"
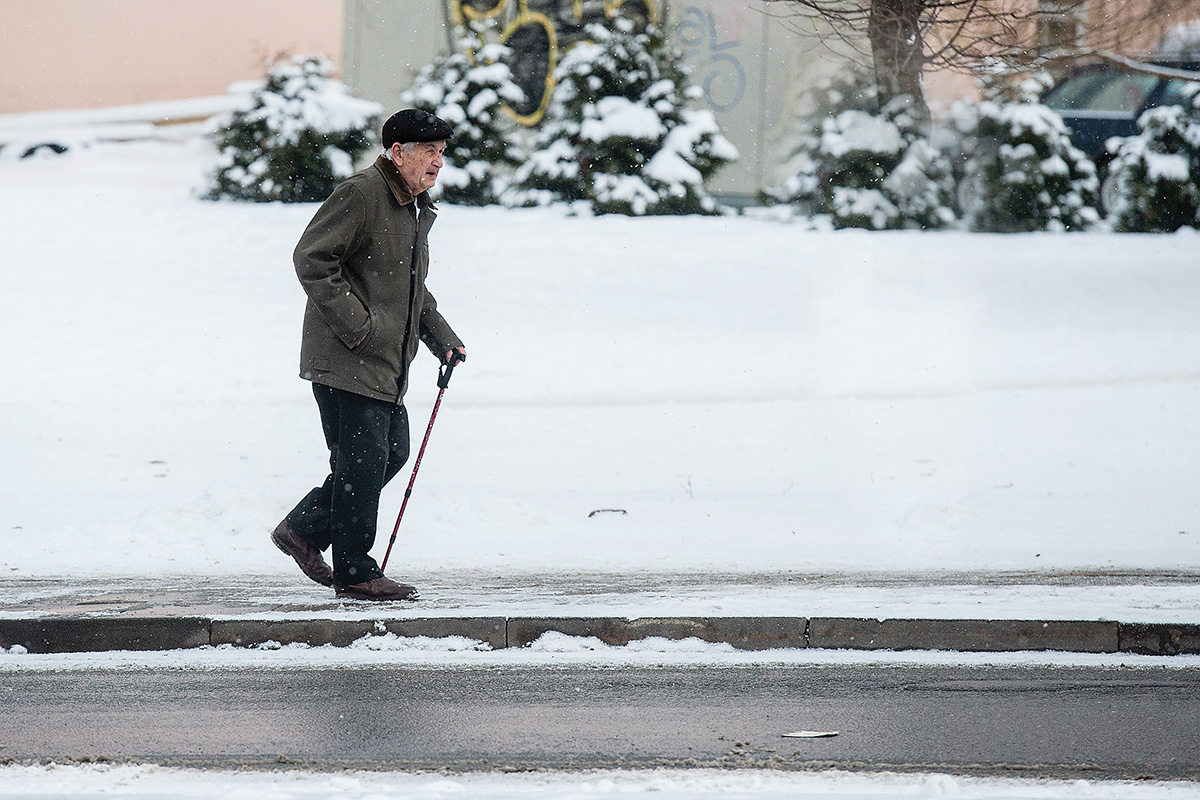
(445, 0, 661, 126)
(449, 0, 509, 25)
(606, 0, 658, 21)
(500, 10, 558, 126)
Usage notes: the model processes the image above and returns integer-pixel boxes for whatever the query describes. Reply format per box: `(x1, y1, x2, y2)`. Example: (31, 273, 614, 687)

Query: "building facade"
(6, 1, 1196, 196)
(341, 0, 845, 197)
(340, 0, 1200, 199)
(0, 1, 343, 114)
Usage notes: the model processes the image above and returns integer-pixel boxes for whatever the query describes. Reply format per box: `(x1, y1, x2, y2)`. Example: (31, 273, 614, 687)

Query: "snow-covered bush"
(772, 71, 955, 230)
(956, 75, 1099, 232)
(770, 69, 877, 211)
(205, 55, 381, 203)
(1104, 86, 1200, 233)
(402, 33, 526, 205)
(505, 16, 737, 215)
(824, 99, 956, 230)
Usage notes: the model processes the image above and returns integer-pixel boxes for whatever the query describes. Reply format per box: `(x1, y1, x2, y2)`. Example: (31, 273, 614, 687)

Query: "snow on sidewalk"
(1, 121, 1199, 623)
(2, 763, 1198, 800)
(3, 572, 1200, 624)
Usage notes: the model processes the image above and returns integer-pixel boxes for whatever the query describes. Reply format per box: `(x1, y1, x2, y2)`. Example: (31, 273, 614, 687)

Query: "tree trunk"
(868, 0, 930, 122)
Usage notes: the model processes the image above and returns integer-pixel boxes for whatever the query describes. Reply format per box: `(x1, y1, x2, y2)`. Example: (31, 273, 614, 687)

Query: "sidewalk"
(2, 571, 1198, 656)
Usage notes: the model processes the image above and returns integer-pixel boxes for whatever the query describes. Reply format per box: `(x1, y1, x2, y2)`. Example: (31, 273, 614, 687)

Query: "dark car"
(1043, 60, 1200, 169)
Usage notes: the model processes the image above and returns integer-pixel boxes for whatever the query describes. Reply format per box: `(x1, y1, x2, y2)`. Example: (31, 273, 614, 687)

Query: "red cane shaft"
(380, 385, 447, 573)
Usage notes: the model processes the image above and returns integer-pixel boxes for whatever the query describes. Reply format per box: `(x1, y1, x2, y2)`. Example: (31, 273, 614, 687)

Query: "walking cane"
(380, 351, 464, 573)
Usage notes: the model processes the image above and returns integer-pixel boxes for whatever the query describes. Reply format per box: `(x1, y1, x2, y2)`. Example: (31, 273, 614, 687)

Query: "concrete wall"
(671, 0, 836, 196)
(0, 1, 345, 114)
(342, 0, 449, 115)
(340, 0, 838, 197)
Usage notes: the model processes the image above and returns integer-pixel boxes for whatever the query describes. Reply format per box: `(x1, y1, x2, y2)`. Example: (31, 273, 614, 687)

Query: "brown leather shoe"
(335, 576, 419, 601)
(271, 520, 333, 587)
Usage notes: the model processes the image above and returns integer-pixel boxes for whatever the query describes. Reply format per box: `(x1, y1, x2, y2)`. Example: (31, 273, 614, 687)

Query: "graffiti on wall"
(676, 3, 753, 113)
(443, 0, 761, 124)
(445, 0, 660, 124)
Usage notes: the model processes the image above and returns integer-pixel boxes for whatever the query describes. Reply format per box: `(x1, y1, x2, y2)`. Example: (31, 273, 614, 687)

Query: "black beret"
(382, 109, 454, 148)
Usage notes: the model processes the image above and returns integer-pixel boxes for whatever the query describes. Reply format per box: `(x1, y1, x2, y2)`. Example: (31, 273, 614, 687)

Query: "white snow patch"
(1, 763, 1198, 800)
(3, 633, 1200, 672)
(581, 96, 666, 142)
(1, 116, 1199, 621)
(822, 110, 905, 157)
(1145, 151, 1191, 182)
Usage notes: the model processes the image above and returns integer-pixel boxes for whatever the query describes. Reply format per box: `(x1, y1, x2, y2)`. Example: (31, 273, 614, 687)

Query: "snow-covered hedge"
(403, 34, 526, 205)
(823, 100, 956, 230)
(1104, 86, 1200, 233)
(772, 72, 955, 230)
(204, 55, 381, 203)
(955, 77, 1099, 232)
(505, 16, 737, 215)
(770, 70, 874, 211)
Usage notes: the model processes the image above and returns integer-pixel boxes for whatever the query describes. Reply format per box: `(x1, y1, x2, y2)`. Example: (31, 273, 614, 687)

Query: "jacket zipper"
(396, 207, 421, 401)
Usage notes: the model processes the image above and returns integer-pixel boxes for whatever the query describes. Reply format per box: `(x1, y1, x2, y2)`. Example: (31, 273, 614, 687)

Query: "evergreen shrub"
(1104, 86, 1200, 232)
(506, 16, 737, 215)
(205, 55, 381, 203)
(403, 32, 526, 205)
(773, 70, 956, 230)
(956, 75, 1099, 232)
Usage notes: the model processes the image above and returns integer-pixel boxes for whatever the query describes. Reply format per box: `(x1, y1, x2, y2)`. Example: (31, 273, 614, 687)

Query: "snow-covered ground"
(6, 628, 1200, 671)
(3, 634, 1198, 798)
(3, 763, 1199, 800)
(3, 107, 1200, 800)
(3, 119, 1199, 589)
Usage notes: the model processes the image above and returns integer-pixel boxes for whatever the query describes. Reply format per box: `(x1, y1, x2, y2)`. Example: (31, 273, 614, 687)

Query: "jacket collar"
(373, 154, 436, 212)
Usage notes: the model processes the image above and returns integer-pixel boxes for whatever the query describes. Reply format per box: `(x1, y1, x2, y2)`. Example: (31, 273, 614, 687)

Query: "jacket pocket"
(351, 306, 381, 354)
(303, 355, 331, 381)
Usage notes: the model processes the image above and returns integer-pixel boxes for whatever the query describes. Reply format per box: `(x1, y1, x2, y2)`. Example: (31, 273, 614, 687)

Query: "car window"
(1156, 78, 1200, 110)
(1045, 70, 1160, 112)
(1085, 73, 1160, 112)
(1044, 72, 1111, 110)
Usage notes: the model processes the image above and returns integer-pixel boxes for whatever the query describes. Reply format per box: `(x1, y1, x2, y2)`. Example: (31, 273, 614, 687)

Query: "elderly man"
(272, 109, 466, 601)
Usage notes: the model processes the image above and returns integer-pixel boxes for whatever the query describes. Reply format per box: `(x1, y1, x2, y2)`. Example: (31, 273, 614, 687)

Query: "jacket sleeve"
(293, 182, 372, 350)
(419, 288, 464, 358)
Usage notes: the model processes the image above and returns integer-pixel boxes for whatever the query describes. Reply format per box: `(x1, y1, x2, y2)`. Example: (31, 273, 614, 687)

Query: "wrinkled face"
(391, 141, 445, 195)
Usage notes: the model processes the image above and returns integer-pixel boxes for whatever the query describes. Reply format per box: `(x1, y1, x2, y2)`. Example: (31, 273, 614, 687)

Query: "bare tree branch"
(765, 0, 1200, 116)
(1068, 49, 1200, 80)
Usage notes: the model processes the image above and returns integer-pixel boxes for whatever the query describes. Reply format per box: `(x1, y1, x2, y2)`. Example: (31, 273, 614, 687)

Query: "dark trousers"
(286, 384, 410, 587)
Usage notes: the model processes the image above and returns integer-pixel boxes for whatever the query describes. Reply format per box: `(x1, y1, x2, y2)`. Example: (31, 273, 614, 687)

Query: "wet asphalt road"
(2, 663, 1198, 778)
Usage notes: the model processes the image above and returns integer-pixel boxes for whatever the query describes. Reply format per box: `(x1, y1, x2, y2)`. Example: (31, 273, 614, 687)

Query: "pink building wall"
(1, 1, 344, 114)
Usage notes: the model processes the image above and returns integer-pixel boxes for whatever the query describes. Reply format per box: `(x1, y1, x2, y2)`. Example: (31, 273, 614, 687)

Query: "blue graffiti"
(676, 6, 747, 112)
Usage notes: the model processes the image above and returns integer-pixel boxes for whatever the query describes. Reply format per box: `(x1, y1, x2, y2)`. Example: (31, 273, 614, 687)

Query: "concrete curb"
(807, 618, 1120, 653)
(507, 616, 810, 650)
(210, 617, 509, 651)
(0, 617, 212, 653)
(2, 616, 1200, 656)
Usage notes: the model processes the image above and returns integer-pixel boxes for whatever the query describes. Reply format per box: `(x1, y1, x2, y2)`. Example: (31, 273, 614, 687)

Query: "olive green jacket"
(294, 155, 462, 403)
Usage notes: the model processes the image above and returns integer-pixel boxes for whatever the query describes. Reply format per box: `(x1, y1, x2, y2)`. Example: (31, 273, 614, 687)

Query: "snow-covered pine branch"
(504, 16, 737, 216)
(403, 34, 526, 205)
(204, 55, 381, 203)
(1104, 84, 1200, 233)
